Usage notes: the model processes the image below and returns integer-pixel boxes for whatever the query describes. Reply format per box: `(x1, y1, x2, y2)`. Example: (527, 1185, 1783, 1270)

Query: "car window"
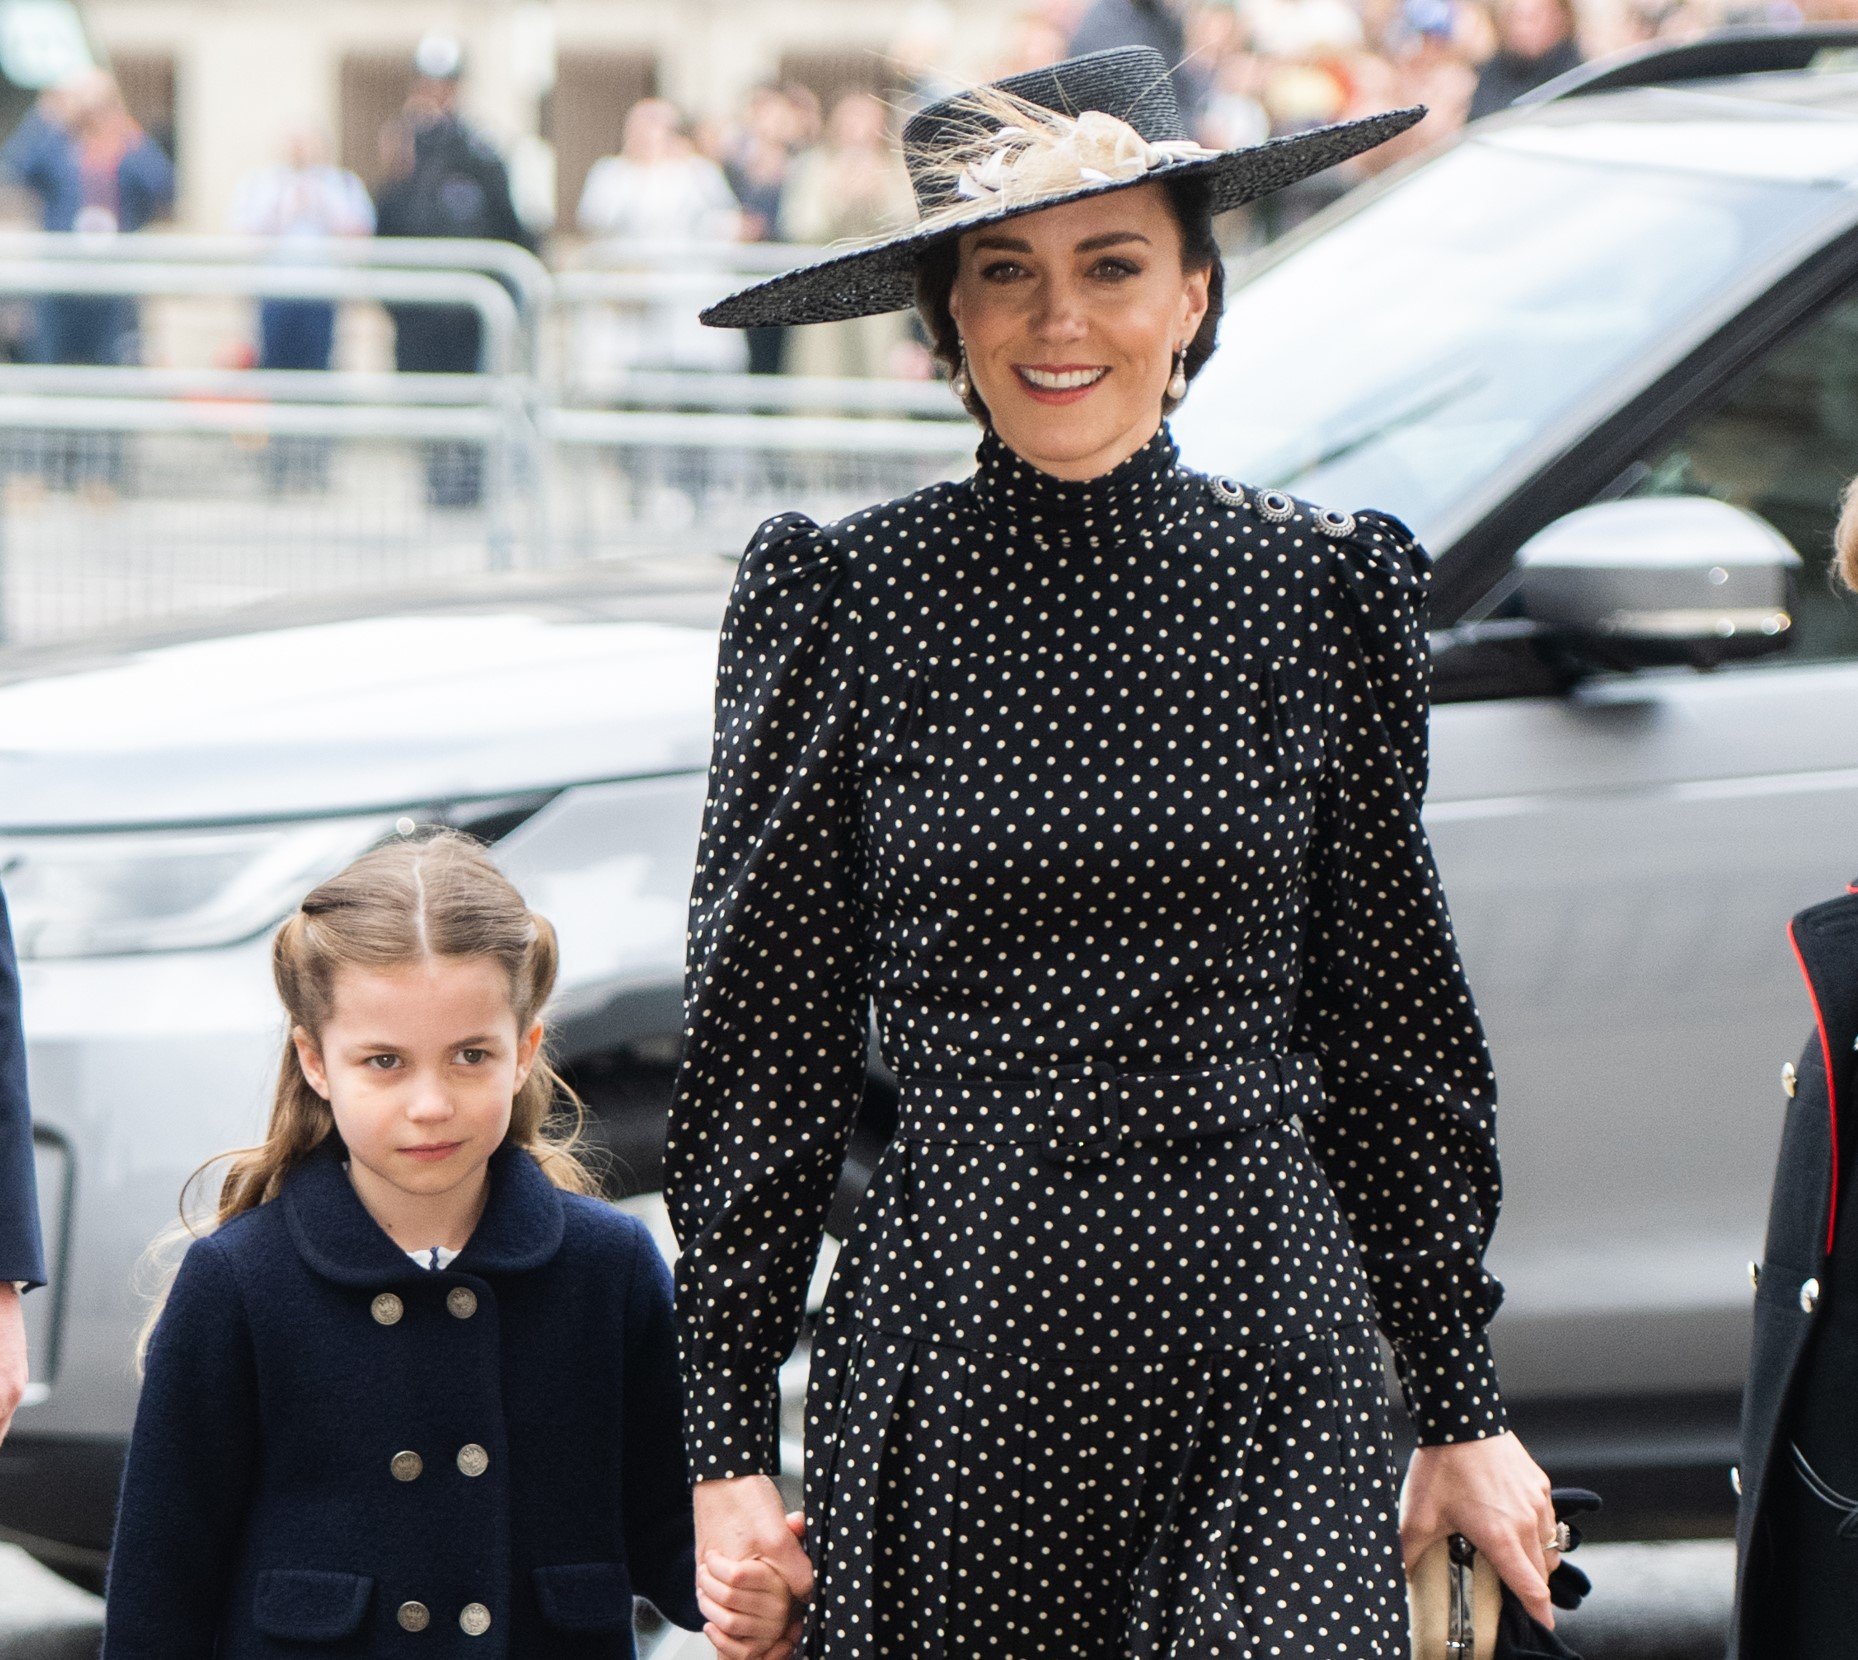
(1628, 284, 1858, 663)
(1172, 135, 1836, 549)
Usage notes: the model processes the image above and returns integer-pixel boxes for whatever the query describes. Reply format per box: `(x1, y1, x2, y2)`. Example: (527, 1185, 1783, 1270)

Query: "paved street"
(1, 1537, 1733, 1658)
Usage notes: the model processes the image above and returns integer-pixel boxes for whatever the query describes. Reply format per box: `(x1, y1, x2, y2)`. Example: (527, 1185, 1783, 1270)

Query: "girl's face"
(293, 954, 542, 1213)
(948, 183, 1210, 482)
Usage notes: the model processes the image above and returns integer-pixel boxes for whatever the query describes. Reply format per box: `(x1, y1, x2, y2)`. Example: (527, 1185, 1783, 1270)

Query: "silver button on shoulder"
(1208, 476, 1245, 508)
(1783, 1061, 1799, 1098)
(1316, 505, 1358, 537)
(1748, 1260, 1760, 1291)
(1730, 1464, 1742, 1497)
(1801, 1276, 1821, 1314)
(397, 1600, 430, 1632)
(447, 1286, 478, 1320)
(1255, 488, 1296, 523)
(457, 1442, 489, 1478)
(460, 1602, 492, 1636)
(391, 1449, 423, 1482)
(371, 1292, 404, 1326)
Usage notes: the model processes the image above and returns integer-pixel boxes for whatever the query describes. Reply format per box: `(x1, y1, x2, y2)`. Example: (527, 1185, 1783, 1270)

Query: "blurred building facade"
(78, 0, 1020, 235)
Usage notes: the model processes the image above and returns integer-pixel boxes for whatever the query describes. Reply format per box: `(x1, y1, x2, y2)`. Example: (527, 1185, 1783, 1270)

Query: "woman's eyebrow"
(969, 229, 1154, 255)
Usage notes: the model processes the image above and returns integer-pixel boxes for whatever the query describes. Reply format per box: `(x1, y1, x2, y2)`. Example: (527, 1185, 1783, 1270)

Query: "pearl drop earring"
(1167, 346, 1188, 403)
(951, 344, 971, 402)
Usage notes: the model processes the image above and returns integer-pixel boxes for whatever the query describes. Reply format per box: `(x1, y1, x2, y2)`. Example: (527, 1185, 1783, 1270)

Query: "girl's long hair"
(137, 829, 600, 1365)
(1836, 475, 1858, 594)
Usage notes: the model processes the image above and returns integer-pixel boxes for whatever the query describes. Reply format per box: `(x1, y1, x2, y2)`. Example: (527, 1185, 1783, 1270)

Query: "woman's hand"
(693, 1476, 812, 1660)
(1400, 1431, 1558, 1628)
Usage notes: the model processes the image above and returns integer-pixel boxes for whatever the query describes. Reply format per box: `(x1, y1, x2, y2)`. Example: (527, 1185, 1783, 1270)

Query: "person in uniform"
(1731, 481, 1858, 1658)
(102, 833, 794, 1658)
(667, 46, 1561, 1659)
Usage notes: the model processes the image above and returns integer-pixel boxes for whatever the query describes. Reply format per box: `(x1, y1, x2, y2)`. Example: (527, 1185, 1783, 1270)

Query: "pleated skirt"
(798, 1118, 1408, 1658)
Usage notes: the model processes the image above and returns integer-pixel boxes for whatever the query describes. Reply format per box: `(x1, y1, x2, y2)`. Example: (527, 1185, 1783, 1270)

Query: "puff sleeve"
(1291, 509, 1508, 1445)
(665, 514, 870, 1481)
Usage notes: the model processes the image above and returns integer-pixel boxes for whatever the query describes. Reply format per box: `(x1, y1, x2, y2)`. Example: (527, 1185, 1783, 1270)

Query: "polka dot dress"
(666, 425, 1507, 1657)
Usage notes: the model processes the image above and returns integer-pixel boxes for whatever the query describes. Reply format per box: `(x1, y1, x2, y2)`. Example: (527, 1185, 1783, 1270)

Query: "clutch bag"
(1408, 1532, 1500, 1660)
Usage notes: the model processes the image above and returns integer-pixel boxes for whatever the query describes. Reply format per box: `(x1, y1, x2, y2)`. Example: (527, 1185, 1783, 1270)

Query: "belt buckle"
(1041, 1062, 1118, 1166)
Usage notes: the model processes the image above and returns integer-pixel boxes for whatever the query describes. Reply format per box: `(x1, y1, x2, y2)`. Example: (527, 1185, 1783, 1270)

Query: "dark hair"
(913, 173, 1226, 425)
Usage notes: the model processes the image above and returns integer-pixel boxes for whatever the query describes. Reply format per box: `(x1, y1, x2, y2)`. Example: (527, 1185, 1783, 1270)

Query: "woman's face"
(948, 182, 1210, 482)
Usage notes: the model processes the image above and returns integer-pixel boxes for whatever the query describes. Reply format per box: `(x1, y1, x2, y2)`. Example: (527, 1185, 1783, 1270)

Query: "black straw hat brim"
(701, 105, 1423, 329)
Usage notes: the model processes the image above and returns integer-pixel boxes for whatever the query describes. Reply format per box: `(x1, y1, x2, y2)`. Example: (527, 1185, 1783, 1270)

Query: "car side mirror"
(1512, 496, 1800, 669)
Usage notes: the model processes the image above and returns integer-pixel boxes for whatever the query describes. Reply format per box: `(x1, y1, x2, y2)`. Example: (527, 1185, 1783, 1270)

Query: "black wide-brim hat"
(702, 47, 1421, 329)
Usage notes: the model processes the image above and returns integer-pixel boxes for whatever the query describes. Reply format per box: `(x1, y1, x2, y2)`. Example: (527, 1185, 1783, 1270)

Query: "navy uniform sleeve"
(1291, 508, 1508, 1445)
(102, 1236, 259, 1657)
(0, 882, 45, 1289)
(621, 1225, 704, 1630)
(665, 514, 868, 1480)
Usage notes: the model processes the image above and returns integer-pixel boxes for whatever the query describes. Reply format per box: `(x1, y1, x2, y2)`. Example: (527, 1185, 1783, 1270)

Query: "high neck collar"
(970, 423, 1186, 543)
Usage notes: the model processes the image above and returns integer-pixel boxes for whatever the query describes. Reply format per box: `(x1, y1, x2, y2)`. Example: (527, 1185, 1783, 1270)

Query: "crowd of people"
(3, 0, 1856, 395)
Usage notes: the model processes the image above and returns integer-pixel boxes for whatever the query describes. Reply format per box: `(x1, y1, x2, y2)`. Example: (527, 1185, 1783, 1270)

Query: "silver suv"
(7, 26, 1858, 1584)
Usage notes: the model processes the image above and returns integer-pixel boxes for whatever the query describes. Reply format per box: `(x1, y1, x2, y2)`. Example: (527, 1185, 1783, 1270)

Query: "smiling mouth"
(402, 1141, 463, 1157)
(1016, 365, 1109, 391)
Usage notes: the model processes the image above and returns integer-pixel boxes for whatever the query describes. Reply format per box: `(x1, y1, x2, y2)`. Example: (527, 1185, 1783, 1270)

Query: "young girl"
(103, 830, 798, 1659)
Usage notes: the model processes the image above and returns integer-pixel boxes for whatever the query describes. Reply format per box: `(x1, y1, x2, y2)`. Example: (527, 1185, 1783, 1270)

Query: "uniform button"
(1730, 1464, 1743, 1497)
(447, 1286, 478, 1320)
(1801, 1277, 1821, 1314)
(457, 1442, 489, 1478)
(391, 1450, 424, 1482)
(1783, 1061, 1799, 1098)
(459, 1602, 492, 1636)
(397, 1600, 430, 1632)
(1748, 1261, 1761, 1290)
(372, 1292, 404, 1326)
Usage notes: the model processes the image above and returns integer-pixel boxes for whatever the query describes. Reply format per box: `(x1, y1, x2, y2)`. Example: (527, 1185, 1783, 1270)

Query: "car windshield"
(1171, 129, 1838, 546)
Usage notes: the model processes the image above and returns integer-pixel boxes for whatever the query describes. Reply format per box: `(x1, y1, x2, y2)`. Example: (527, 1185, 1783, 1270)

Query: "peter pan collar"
(282, 1135, 567, 1287)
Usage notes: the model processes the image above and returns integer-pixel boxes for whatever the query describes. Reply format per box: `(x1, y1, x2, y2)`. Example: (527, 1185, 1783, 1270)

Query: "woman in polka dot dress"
(667, 47, 1562, 1659)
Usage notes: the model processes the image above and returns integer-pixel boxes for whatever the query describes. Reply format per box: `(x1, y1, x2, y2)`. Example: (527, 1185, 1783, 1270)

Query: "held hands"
(1400, 1430, 1559, 1628)
(693, 1475, 813, 1660)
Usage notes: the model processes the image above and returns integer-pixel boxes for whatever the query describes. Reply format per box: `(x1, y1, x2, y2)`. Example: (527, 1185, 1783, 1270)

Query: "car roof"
(1486, 72, 1858, 185)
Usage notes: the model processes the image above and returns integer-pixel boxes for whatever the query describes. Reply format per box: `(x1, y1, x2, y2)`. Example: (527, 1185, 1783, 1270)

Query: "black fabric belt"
(895, 1052, 1323, 1165)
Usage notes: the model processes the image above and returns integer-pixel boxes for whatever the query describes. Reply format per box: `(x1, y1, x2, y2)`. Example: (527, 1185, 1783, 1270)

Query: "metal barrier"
(0, 236, 976, 650)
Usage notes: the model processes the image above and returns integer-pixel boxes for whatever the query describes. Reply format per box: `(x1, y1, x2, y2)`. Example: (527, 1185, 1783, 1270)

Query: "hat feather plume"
(910, 86, 1216, 234)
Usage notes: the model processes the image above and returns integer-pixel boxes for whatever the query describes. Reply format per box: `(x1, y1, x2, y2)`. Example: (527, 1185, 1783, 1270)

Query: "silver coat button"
(397, 1600, 430, 1632)
(1748, 1261, 1761, 1290)
(1731, 1464, 1743, 1496)
(460, 1602, 492, 1636)
(1802, 1277, 1821, 1314)
(1783, 1061, 1799, 1098)
(447, 1286, 478, 1320)
(391, 1450, 423, 1482)
(457, 1442, 489, 1478)
(371, 1292, 404, 1326)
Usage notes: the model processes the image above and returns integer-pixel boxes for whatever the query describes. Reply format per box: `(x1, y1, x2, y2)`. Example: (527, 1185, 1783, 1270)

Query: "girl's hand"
(1400, 1430, 1558, 1628)
(697, 1549, 802, 1660)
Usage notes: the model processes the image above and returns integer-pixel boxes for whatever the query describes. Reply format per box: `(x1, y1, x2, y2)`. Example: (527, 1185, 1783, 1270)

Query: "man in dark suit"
(0, 882, 44, 1447)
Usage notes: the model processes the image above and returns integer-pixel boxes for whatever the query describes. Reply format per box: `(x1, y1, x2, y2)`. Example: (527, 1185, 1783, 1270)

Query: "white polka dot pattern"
(666, 425, 1507, 1647)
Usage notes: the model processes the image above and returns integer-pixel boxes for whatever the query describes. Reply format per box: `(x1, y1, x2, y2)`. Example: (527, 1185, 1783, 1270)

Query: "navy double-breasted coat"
(103, 1136, 702, 1658)
(0, 882, 45, 1289)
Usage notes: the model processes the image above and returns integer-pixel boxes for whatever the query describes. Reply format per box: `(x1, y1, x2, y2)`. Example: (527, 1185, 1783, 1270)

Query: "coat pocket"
(251, 1568, 373, 1641)
(533, 1562, 633, 1633)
